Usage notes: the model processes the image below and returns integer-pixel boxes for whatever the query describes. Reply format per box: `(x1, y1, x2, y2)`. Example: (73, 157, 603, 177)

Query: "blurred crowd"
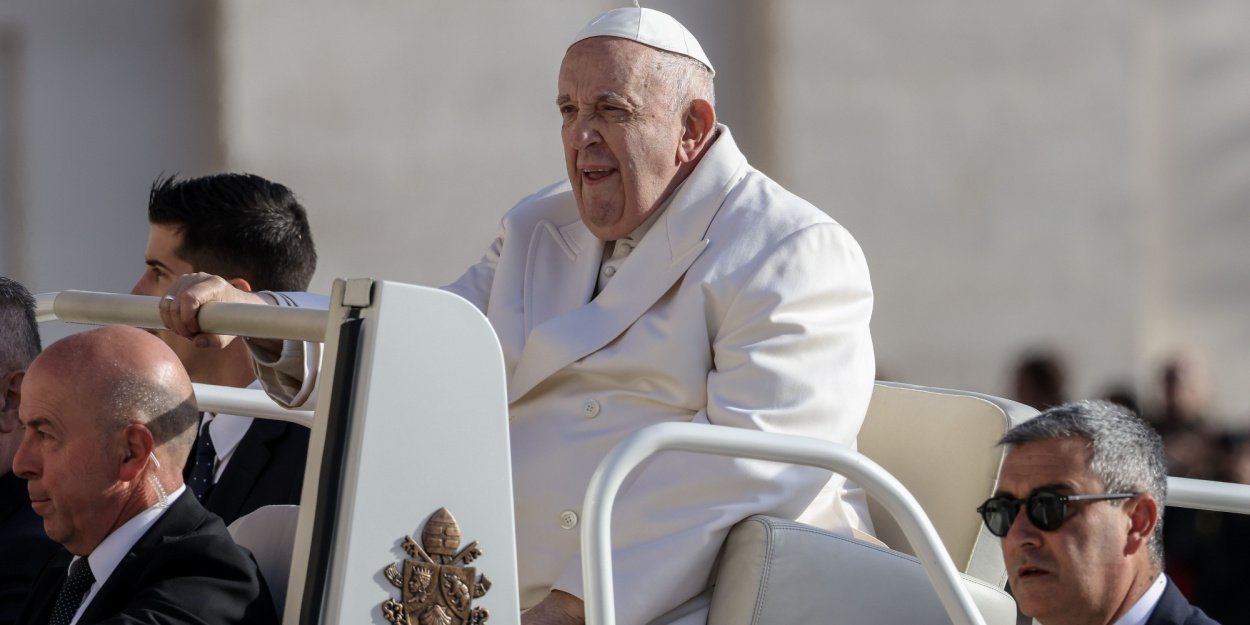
(1009, 349, 1249, 625)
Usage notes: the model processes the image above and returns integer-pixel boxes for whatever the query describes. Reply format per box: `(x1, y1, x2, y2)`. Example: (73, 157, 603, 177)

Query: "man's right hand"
(159, 273, 273, 349)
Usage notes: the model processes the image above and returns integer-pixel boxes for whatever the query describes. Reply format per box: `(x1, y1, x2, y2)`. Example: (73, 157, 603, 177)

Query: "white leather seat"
(227, 504, 300, 616)
(859, 382, 1037, 585)
(707, 516, 1018, 625)
(690, 383, 1037, 624)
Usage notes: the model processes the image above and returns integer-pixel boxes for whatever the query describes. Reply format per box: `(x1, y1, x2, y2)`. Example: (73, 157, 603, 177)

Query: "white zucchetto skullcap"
(570, 7, 715, 76)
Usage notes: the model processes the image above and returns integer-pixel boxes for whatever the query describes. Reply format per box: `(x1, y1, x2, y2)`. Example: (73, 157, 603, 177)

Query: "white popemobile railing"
(1167, 477, 1250, 515)
(35, 290, 326, 341)
(580, 423, 989, 625)
(36, 291, 317, 427)
(34, 286, 1250, 625)
(37, 291, 320, 427)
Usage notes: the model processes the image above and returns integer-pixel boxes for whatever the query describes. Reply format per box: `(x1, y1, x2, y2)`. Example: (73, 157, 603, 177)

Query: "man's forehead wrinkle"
(556, 91, 642, 111)
(588, 91, 639, 110)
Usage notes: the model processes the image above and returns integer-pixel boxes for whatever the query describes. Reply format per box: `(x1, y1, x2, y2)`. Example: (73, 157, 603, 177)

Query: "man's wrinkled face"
(558, 38, 687, 241)
(997, 438, 1133, 625)
(12, 366, 124, 555)
(130, 224, 206, 377)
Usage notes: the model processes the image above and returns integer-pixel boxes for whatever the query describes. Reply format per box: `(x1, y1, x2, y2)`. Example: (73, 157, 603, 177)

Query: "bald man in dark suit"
(13, 326, 275, 625)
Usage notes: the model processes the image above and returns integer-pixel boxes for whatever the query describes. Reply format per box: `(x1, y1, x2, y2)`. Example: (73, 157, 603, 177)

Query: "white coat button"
(603, 265, 617, 278)
(582, 400, 601, 419)
(560, 510, 579, 530)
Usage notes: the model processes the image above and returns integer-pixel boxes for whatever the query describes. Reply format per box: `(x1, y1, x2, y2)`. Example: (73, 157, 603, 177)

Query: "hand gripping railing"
(35, 290, 326, 342)
(581, 422, 987, 625)
(35, 291, 321, 426)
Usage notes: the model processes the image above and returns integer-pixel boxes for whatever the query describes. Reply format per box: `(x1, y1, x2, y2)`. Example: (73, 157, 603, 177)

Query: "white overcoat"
(442, 126, 876, 624)
(250, 126, 875, 624)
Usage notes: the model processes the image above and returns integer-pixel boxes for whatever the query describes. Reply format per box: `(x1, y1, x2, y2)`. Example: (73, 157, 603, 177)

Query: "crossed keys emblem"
(382, 508, 491, 625)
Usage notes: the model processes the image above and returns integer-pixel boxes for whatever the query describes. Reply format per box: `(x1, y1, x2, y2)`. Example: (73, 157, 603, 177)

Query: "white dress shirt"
(200, 380, 263, 482)
(1110, 572, 1167, 625)
(68, 485, 187, 625)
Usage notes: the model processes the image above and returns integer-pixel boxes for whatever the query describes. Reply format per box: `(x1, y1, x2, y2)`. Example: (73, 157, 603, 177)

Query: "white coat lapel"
(507, 125, 748, 403)
(522, 218, 601, 338)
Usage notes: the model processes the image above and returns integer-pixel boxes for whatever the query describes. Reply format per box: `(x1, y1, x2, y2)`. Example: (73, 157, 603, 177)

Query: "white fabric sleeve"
(245, 291, 328, 409)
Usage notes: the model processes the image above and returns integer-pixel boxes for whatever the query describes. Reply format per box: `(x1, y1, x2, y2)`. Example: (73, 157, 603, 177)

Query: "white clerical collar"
(71, 485, 187, 624)
(1110, 572, 1167, 625)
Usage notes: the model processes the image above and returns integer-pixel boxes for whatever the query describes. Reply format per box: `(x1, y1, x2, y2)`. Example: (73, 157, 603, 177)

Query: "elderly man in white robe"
(157, 7, 877, 625)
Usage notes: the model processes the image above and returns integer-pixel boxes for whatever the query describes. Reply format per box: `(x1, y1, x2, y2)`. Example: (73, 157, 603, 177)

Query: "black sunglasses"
(976, 489, 1138, 537)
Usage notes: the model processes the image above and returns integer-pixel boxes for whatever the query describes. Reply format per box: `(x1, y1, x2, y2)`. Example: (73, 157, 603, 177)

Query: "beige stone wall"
(773, 1, 1143, 400)
(213, 1, 1250, 422)
(9, 1, 1247, 423)
(215, 1, 614, 289)
(0, 2, 218, 343)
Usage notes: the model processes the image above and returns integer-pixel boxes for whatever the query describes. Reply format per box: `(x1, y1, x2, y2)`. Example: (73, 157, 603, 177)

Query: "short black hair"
(0, 277, 41, 373)
(148, 173, 317, 292)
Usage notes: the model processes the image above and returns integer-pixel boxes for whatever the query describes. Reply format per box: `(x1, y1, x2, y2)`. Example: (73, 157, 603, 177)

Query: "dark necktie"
(188, 418, 216, 501)
(49, 557, 94, 625)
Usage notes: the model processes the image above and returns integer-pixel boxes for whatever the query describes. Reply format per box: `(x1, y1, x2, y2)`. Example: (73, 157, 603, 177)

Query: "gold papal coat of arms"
(382, 508, 492, 625)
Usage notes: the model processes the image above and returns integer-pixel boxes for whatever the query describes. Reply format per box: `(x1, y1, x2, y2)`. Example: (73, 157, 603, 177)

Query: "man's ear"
(118, 423, 156, 482)
(1124, 494, 1159, 556)
(677, 99, 716, 165)
(226, 277, 253, 294)
(0, 370, 24, 434)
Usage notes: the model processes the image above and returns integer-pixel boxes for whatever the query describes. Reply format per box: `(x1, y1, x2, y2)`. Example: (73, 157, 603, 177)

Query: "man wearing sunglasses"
(979, 400, 1218, 625)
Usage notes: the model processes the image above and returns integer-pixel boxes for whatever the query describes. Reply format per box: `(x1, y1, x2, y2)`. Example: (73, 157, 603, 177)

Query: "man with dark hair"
(979, 400, 1219, 625)
(0, 277, 59, 625)
(13, 326, 276, 625)
(131, 173, 318, 525)
(146, 174, 317, 294)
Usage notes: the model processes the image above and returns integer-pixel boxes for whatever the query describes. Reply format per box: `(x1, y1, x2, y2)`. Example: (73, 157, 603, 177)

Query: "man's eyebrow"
(19, 416, 50, 430)
(555, 93, 636, 107)
(145, 258, 174, 272)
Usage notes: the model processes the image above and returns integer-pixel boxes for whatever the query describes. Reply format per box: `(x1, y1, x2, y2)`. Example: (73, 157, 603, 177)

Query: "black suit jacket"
(17, 491, 276, 625)
(187, 416, 309, 526)
(0, 472, 60, 625)
(1145, 577, 1221, 625)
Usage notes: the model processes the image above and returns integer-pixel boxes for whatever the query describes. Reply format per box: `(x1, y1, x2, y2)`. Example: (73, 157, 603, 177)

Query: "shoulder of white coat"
(708, 165, 858, 248)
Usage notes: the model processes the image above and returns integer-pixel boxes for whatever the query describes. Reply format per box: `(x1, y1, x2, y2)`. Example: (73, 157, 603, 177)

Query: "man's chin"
(1010, 583, 1058, 620)
(578, 208, 623, 239)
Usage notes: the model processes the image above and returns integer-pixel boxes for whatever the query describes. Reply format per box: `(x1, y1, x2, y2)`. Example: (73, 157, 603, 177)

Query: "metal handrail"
(580, 422, 986, 625)
(1167, 477, 1250, 515)
(35, 290, 326, 342)
(35, 290, 318, 427)
(192, 383, 313, 428)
